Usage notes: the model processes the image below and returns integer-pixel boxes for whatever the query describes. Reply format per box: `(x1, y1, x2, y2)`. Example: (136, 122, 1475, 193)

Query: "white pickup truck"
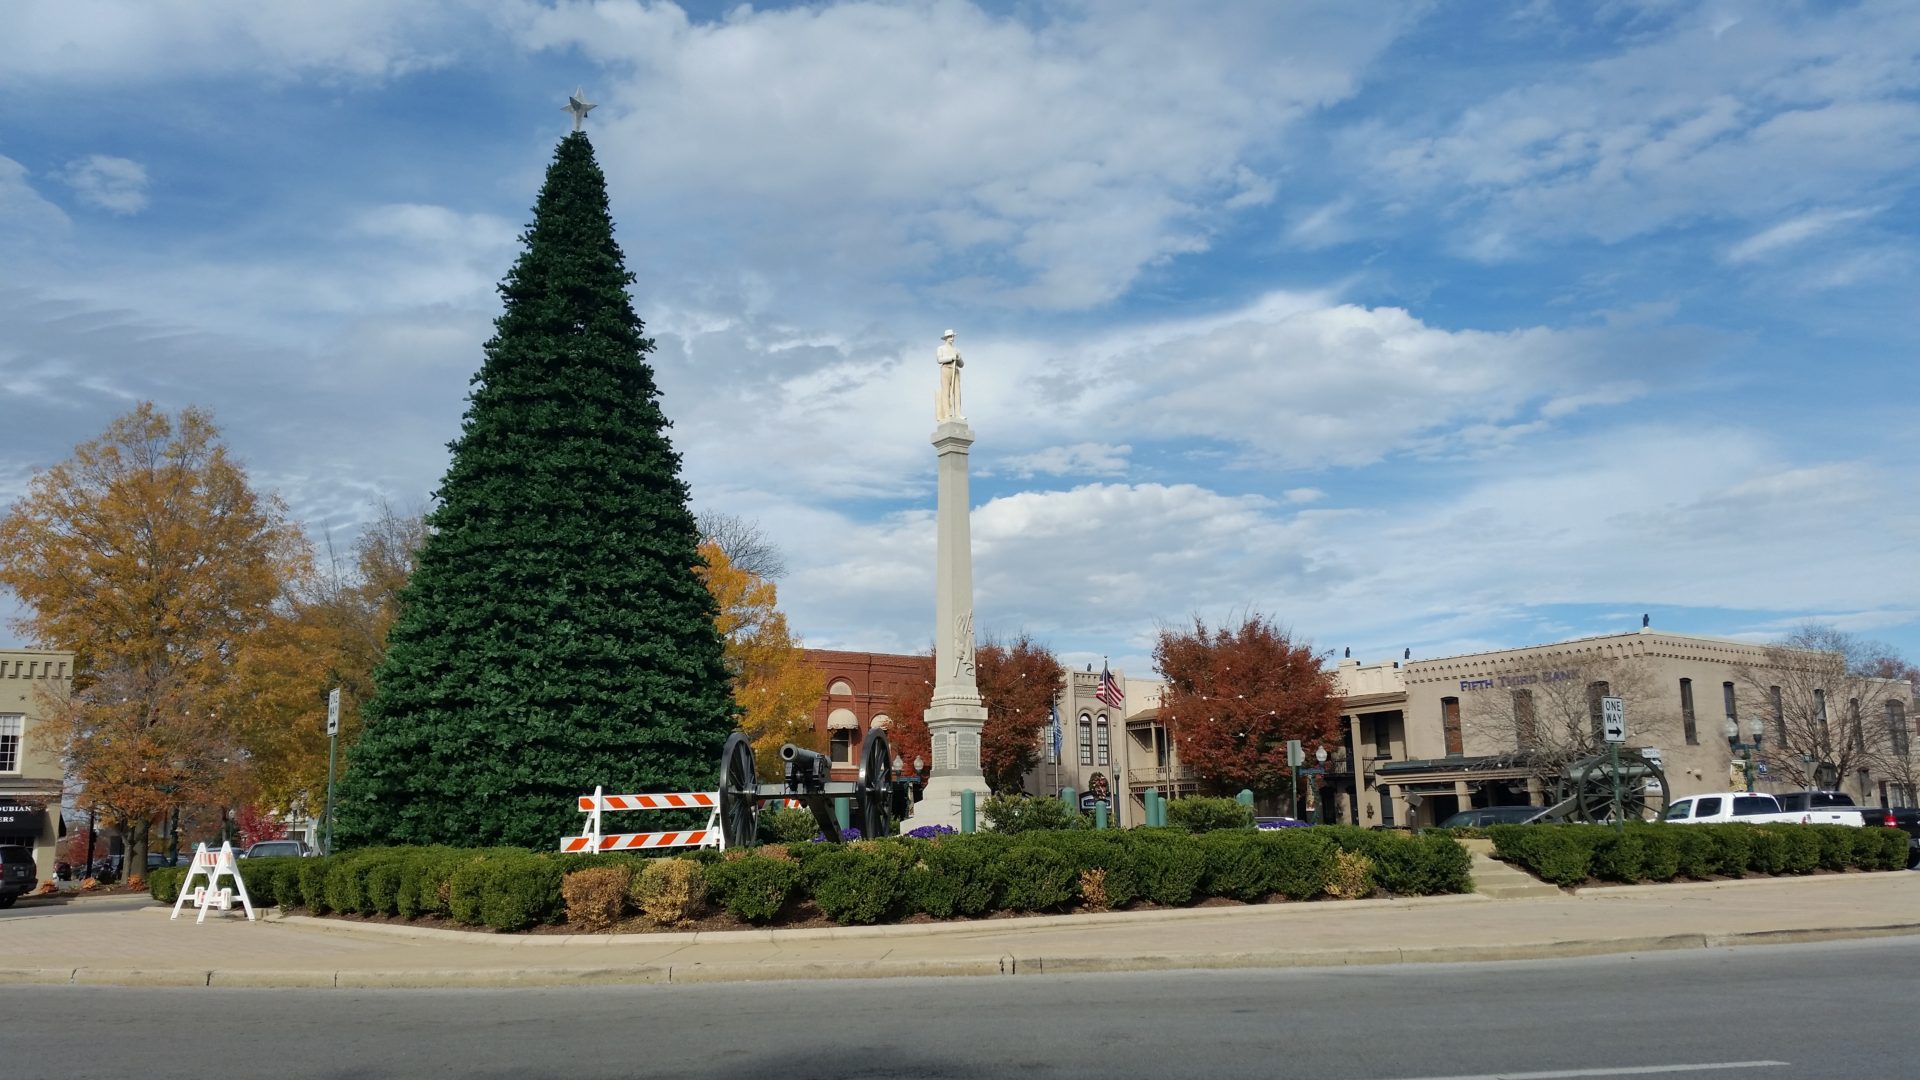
(1660, 792, 1863, 826)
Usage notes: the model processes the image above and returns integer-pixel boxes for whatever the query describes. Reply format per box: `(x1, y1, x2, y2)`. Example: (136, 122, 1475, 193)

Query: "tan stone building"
(1336, 628, 1918, 829)
(1, 649, 73, 885)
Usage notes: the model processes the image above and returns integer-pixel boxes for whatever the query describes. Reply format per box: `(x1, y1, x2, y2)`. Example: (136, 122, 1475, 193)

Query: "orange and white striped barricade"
(560, 786, 729, 854)
(169, 841, 256, 923)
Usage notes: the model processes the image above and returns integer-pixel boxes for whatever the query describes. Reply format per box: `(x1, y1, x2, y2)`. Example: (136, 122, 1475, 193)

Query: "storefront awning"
(826, 708, 858, 730)
(0, 802, 48, 834)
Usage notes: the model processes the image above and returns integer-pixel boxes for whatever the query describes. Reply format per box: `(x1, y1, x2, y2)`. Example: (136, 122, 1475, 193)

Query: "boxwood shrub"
(1491, 822, 1903, 885)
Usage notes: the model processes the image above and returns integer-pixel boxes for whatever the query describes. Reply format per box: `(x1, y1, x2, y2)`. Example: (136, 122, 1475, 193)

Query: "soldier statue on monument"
(936, 329, 964, 422)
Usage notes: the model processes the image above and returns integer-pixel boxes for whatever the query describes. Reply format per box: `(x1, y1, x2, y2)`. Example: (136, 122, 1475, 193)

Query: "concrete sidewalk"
(2, 871, 1913, 988)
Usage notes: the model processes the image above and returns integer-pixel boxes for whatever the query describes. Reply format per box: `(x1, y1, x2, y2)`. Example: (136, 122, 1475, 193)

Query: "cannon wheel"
(856, 728, 895, 839)
(1571, 749, 1671, 823)
(717, 732, 759, 849)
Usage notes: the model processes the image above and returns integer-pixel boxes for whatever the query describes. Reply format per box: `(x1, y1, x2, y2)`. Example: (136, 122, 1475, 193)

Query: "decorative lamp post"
(1725, 716, 1764, 793)
(1314, 746, 1329, 823)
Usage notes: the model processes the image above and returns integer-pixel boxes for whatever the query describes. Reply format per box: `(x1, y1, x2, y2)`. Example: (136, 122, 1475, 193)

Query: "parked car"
(242, 839, 311, 859)
(1439, 805, 1547, 828)
(1660, 792, 1862, 826)
(0, 845, 38, 908)
(1253, 817, 1310, 829)
(1773, 791, 1862, 813)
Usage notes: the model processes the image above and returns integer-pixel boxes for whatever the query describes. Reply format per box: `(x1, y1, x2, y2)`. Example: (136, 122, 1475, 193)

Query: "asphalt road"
(1, 936, 1912, 1079)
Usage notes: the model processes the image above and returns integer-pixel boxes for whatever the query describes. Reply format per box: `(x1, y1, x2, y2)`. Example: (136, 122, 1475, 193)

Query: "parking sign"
(327, 687, 341, 737)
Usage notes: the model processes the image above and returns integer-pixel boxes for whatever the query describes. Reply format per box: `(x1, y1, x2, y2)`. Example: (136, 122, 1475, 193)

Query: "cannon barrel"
(780, 743, 829, 765)
(781, 743, 832, 793)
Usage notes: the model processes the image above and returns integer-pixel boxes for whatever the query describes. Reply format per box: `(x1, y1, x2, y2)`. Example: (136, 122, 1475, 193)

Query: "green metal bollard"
(1236, 789, 1254, 808)
(1094, 802, 1108, 830)
(961, 789, 976, 833)
(1061, 786, 1077, 815)
(1145, 788, 1160, 828)
(835, 797, 851, 832)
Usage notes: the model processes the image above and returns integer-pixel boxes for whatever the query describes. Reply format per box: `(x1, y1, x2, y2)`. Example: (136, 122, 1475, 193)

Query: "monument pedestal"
(907, 412, 990, 831)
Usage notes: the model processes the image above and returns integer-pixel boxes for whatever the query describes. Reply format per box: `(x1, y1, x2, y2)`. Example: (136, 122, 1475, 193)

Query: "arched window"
(828, 707, 858, 765)
(1096, 713, 1110, 766)
(1078, 713, 1093, 766)
(829, 679, 853, 697)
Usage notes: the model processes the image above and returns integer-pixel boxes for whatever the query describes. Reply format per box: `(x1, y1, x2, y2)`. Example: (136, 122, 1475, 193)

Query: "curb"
(267, 891, 1495, 947)
(13, 922, 1919, 989)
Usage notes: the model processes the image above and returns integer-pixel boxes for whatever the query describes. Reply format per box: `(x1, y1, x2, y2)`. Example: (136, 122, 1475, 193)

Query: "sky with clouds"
(2, 0, 1917, 678)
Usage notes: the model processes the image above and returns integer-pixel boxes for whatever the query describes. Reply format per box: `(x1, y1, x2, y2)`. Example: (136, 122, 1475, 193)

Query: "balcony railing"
(1126, 765, 1196, 787)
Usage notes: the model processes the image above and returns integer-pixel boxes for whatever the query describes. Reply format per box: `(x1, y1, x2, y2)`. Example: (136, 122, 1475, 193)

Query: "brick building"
(797, 649, 932, 779)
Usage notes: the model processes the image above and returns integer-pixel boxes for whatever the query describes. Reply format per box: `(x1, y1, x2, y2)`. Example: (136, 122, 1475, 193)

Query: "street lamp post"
(1724, 716, 1764, 793)
(1313, 746, 1329, 824)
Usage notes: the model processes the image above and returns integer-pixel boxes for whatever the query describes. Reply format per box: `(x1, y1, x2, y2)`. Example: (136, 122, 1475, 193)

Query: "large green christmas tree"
(334, 132, 737, 849)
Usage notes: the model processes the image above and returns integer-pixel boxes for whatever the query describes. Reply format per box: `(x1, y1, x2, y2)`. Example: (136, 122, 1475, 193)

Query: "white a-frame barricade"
(169, 841, 256, 923)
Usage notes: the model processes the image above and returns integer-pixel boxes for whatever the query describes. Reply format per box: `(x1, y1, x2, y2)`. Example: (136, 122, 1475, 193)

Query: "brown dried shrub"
(632, 858, 708, 926)
(1078, 867, 1110, 912)
(561, 865, 633, 932)
(1325, 850, 1375, 900)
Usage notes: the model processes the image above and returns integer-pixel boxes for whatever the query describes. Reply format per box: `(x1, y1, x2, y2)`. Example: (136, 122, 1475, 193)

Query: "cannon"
(716, 728, 921, 848)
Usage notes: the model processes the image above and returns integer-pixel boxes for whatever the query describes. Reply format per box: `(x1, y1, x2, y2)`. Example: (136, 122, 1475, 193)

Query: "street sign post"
(1285, 740, 1304, 820)
(324, 688, 341, 855)
(1601, 696, 1626, 743)
(1600, 697, 1625, 831)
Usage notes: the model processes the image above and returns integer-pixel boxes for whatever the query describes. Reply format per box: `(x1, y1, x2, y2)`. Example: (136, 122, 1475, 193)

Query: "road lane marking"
(1386, 1062, 1789, 1080)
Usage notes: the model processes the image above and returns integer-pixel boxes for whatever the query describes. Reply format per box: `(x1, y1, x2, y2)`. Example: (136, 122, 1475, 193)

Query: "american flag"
(1095, 661, 1124, 708)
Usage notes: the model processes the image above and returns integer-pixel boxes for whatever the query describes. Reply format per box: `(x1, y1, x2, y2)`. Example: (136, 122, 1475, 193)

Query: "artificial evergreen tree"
(334, 133, 737, 849)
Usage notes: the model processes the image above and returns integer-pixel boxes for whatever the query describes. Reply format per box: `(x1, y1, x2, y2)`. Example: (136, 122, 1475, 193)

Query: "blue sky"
(3, 0, 1917, 678)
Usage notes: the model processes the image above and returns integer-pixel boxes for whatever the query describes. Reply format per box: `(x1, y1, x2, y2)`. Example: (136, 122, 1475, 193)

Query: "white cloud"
(1341, 1, 1920, 253)
(0, 0, 492, 82)
(1002, 442, 1131, 478)
(1726, 206, 1879, 264)
(512, 0, 1417, 309)
(1283, 488, 1325, 504)
(0, 155, 69, 244)
(62, 155, 149, 214)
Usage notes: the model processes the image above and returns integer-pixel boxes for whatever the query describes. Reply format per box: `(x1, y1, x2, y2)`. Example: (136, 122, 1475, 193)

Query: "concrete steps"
(1454, 837, 1563, 899)
(1469, 852, 1563, 899)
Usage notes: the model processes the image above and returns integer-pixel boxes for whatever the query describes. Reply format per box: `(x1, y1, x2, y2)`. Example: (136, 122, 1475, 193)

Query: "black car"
(0, 845, 38, 908)
(1439, 805, 1547, 828)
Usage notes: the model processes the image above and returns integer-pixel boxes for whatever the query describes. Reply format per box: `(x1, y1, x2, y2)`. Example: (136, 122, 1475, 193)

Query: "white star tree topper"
(565, 89, 596, 132)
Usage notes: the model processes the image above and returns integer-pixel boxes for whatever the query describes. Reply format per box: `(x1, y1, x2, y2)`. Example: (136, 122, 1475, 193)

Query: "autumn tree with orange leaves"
(0, 404, 310, 871)
(1155, 614, 1342, 802)
(694, 539, 823, 777)
(231, 503, 427, 815)
(889, 634, 1065, 793)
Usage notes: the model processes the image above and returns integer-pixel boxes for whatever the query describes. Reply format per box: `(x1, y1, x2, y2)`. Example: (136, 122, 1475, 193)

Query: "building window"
(1441, 697, 1463, 756)
(0, 714, 20, 773)
(1770, 685, 1785, 744)
(1095, 714, 1110, 766)
(1372, 715, 1392, 759)
(1587, 682, 1611, 741)
(1680, 678, 1697, 745)
(1078, 713, 1093, 766)
(829, 729, 855, 765)
(1513, 689, 1537, 750)
(1848, 698, 1865, 754)
(1813, 688, 1829, 744)
(1890, 701, 1910, 757)
(1722, 681, 1737, 726)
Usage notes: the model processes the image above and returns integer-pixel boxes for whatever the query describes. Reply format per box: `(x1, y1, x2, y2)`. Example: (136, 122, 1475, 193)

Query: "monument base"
(906, 698, 988, 832)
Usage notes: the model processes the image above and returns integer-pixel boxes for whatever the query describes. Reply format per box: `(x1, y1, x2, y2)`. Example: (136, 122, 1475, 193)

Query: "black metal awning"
(0, 802, 48, 834)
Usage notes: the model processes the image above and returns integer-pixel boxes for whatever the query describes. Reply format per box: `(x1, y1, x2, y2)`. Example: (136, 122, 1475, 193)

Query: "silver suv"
(242, 840, 311, 859)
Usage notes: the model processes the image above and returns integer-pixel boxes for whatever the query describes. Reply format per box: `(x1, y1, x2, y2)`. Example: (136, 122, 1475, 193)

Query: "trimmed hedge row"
(148, 826, 1472, 930)
(1487, 823, 1908, 886)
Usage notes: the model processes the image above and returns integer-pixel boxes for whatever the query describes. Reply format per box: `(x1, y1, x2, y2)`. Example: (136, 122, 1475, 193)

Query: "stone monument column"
(918, 331, 989, 828)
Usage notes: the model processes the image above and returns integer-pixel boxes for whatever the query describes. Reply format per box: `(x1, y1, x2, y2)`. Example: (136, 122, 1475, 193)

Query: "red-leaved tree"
(235, 805, 286, 848)
(1155, 614, 1341, 801)
(889, 634, 1065, 793)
